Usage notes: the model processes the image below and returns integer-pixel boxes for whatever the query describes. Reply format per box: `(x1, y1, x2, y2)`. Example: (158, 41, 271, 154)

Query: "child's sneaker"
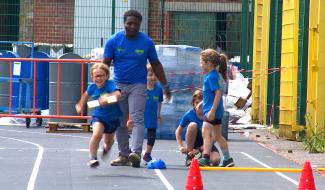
(143, 153, 152, 163)
(198, 157, 210, 166)
(221, 158, 235, 167)
(185, 154, 193, 166)
(128, 152, 141, 168)
(185, 150, 202, 166)
(88, 159, 99, 168)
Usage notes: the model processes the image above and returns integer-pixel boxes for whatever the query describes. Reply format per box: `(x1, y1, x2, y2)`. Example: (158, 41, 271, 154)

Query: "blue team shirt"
(202, 70, 224, 119)
(104, 31, 159, 84)
(144, 83, 163, 129)
(179, 108, 203, 129)
(87, 80, 123, 121)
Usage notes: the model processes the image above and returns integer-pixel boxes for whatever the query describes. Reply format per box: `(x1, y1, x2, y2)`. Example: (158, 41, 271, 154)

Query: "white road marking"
(0, 136, 44, 190)
(241, 152, 299, 185)
(141, 150, 175, 190)
(0, 128, 89, 139)
(155, 169, 175, 190)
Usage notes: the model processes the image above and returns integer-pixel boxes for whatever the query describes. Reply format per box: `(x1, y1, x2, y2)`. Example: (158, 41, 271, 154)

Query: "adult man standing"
(103, 10, 171, 167)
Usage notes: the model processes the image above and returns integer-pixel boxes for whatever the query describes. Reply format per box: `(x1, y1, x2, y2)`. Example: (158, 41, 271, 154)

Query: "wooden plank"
(46, 122, 91, 133)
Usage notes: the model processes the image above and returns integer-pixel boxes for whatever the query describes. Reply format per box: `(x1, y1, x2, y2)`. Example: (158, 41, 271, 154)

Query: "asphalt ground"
(0, 125, 324, 190)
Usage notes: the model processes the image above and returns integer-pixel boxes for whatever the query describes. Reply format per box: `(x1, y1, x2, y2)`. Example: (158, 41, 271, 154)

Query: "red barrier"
(0, 57, 100, 120)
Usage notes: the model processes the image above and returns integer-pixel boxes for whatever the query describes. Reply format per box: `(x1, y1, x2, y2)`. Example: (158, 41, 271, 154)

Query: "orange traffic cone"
(297, 161, 316, 190)
(185, 158, 203, 190)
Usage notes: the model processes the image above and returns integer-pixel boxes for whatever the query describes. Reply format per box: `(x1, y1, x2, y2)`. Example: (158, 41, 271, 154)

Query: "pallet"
(47, 122, 91, 133)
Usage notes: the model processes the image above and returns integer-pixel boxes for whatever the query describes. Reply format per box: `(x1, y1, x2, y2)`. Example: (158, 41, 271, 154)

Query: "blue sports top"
(104, 31, 159, 84)
(202, 70, 224, 119)
(144, 83, 163, 129)
(179, 108, 203, 129)
(87, 80, 122, 121)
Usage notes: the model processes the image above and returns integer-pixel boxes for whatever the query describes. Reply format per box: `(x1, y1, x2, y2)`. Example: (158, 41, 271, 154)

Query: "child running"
(175, 90, 220, 166)
(198, 48, 235, 167)
(75, 63, 122, 168)
(142, 64, 163, 163)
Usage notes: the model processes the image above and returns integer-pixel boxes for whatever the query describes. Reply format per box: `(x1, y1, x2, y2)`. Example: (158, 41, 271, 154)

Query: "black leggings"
(147, 128, 157, 146)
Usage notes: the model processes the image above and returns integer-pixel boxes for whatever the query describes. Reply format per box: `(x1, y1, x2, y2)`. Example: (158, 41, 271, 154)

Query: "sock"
(203, 154, 210, 160)
(89, 154, 97, 160)
(222, 150, 230, 160)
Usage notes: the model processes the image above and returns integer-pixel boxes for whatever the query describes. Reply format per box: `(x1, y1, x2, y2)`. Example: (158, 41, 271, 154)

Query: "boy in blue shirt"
(75, 63, 122, 168)
(142, 64, 163, 163)
(176, 90, 220, 166)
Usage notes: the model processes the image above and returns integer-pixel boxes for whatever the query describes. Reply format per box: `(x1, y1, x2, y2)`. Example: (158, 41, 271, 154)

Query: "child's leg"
(103, 132, 115, 150)
(89, 122, 105, 159)
(198, 122, 214, 166)
(185, 122, 198, 154)
(212, 124, 230, 159)
(201, 122, 213, 158)
(143, 128, 156, 162)
(210, 145, 221, 166)
(145, 128, 156, 154)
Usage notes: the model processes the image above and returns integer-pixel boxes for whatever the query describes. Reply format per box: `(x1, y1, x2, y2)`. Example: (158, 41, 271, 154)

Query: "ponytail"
(219, 54, 228, 81)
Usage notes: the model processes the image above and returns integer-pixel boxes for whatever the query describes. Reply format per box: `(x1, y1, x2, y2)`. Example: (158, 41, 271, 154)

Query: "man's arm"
(150, 60, 171, 100)
(103, 57, 113, 67)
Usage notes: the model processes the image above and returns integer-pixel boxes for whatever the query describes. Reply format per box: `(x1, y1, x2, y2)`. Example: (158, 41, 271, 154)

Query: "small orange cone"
(185, 158, 203, 190)
(297, 161, 316, 190)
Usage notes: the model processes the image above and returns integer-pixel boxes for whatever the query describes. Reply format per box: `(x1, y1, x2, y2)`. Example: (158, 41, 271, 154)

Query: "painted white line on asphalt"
(155, 169, 175, 190)
(76, 149, 89, 152)
(0, 136, 44, 190)
(0, 128, 89, 139)
(241, 152, 299, 185)
(141, 150, 175, 190)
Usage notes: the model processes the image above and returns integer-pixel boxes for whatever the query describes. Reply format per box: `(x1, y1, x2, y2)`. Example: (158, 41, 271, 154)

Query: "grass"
(303, 113, 325, 153)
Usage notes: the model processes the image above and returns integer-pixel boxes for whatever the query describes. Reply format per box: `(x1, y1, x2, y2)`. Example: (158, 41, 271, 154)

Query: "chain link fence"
(0, 0, 242, 58)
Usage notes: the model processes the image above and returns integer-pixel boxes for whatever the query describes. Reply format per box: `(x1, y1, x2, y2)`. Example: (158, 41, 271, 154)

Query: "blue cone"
(146, 159, 167, 169)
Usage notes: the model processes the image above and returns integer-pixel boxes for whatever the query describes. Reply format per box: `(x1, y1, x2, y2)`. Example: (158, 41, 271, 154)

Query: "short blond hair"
(90, 63, 110, 78)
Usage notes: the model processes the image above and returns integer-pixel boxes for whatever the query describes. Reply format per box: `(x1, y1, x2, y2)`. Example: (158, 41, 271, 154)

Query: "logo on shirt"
(117, 47, 125, 52)
(147, 95, 159, 101)
(135, 49, 144, 55)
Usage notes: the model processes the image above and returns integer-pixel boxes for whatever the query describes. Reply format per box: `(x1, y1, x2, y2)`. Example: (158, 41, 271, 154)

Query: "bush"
(303, 114, 325, 153)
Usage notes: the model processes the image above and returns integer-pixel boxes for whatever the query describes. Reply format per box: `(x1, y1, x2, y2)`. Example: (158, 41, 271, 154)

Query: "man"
(103, 9, 171, 168)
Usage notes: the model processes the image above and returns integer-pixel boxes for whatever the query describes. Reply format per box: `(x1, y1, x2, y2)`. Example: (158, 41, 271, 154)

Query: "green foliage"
(303, 114, 325, 153)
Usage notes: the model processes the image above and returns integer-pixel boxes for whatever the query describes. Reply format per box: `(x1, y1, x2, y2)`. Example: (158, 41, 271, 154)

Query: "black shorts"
(193, 129, 219, 153)
(91, 117, 120, 134)
(204, 116, 222, 125)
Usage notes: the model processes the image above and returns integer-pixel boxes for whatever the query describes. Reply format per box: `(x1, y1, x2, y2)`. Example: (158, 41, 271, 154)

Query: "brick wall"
(33, 0, 74, 44)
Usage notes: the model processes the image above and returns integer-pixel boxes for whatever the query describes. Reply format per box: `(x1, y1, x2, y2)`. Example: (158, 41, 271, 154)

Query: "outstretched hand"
(75, 103, 82, 114)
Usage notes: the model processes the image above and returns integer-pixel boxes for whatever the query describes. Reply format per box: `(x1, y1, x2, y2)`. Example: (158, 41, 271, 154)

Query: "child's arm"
(157, 102, 162, 122)
(175, 126, 187, 153)
(207, 89, 222, 121)
(98, 90, 121, 106)
(75, 92, 89, 114)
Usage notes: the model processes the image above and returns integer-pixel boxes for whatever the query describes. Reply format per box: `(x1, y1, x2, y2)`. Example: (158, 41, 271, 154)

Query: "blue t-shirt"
(179, 108, 203, 129)
(104, 31, 159, 84)
(202, 70, 224, 119)
(87, 80, 123, 121)
(144, 83, 163, 129)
